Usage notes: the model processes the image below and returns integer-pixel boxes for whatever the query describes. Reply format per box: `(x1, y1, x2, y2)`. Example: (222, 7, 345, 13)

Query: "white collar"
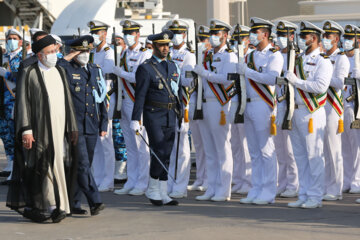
(38, 60, 51, 71)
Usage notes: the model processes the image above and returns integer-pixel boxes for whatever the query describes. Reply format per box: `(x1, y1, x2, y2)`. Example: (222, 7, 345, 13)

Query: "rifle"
(0, 46, 5, 119)
(276, 28, 296, 130)
(227, 24, 246, 124)
(111, 26, 123, 120)
(185, 22, 203, 120)
(22, 28, 26, 60)
(344, 29, 360, 129)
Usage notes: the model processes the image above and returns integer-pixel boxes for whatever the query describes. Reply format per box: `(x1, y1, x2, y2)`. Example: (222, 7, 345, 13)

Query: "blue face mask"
(322, 38, 333, 51)
(56, 52, 63, 59)
(249, 33, 261, 46)
(6, 39, 19, 52)
(343, 39, 354, 51)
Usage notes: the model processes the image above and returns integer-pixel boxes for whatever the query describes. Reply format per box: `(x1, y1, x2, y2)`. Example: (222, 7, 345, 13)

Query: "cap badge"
(324, 21, 331, 30)
(210, 21, 216, 28)
(82, 40, 88, 47)
(278, 22, 285, 30)
(163, 33, 169, 40)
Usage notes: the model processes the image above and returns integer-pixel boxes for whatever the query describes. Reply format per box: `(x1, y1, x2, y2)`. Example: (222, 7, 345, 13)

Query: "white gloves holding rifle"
(284, 71, 298, 85)
(352, 68, 360, 79)
(130, 120, 141, 133)
(237, 58, 247, 75)
(113, 66, 126, 78)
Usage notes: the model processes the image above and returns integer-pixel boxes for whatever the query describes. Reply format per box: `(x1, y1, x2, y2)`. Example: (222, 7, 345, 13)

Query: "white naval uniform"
(243, 44, 283, 203)
(342, 55, 360, 192)
(289, 48, 332, 204)
(168, 44, 196, 196)
(324, 49, 349, 197)
(275, 53, 299, 194)
(120, 43, 152, 192)
(189, 91, 207, 189)
(198, 45, 237, 199)
(230, 48, 252, 193)
(91, 43, 116, 190)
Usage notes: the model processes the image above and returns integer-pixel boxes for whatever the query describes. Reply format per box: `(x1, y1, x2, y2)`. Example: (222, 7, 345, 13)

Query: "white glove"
(0, 67, 8, 78)
(352, 68, 360, 79)
(130, 120, 141, 133)
(177, 122, 186, 133)
(275, 107, 285, 127)
(193, 64, 208, 77)
(284, 71, 298, 85)
(237, 62, 247, 75)
(113, 65, 125, 78)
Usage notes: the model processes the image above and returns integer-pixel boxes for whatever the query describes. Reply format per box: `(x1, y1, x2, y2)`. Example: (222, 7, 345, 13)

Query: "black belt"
(146, 101, 177, 110)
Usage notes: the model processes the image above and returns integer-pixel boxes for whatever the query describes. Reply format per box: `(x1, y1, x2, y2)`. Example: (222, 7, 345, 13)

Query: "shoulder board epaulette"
(225, 49, 233, 53)
(338, 51, 345, 55)
(104, 47, 110, 51)
(186, 47, 195, 53)
(140, 47, 148, 52)
(269, 48, 278, 53)
(320, 53, 329, 59)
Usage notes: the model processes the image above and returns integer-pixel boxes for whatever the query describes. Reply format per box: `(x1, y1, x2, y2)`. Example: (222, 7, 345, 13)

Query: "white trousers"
(324, 104, 343, 196)
(198, 100, 232, 198)
(120, 100, 150, 191)
(92, 120, 115, 189)
(189, 102, 207, 187)
(229, 101, 252, 191)
(168, 120, 191, 194)
(244, 101, 277, 202)
(274, 129, 298, 193)
(342, 106, 360, 191)
(289, 106, 326, 203)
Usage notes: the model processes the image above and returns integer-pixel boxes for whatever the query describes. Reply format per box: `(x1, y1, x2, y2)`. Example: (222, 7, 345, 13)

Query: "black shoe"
(51, 209, 66, 223)
(114, 179, 126, 184)
(23, 208, 48, 223)
(72, 208, 88, 215)
(0, 171, 10, 177)
(90, 203, 105, 216)
(165, 200, 179, 206)
(149, 199, 163, 206)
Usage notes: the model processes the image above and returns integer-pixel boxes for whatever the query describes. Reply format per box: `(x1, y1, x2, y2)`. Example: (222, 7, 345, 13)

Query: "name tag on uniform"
(130, 58, 137, 62)
(72, 73, 81, 80)
(213, 57, 221, 62)
(306, 62, 316, 66)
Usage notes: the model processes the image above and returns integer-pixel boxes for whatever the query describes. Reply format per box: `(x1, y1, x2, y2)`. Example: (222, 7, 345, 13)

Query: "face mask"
(76, 52, 90, 66)
(42, 53, 57, 68)
(124, 34, 136, 47)
(249, 33, 261, 46)
(172, 34, 184, 46)
(92, 34, 102, 46)
(210, 35, 221, 47)
(6, 39, 19, 52)
(343, 39, 354, 51)
(277, 37, 288, 49)
(56, 52, 63, 59)
(298, 38, 309, 51)
(322, 38, 333, 51)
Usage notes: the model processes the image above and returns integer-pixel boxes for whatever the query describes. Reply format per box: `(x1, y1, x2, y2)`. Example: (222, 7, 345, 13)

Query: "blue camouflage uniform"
(0, 49, 22, 164)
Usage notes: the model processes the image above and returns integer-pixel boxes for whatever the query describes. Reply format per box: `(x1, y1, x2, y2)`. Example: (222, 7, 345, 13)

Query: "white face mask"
(92, 34, 102, 46)
(42, 53, 57, 68)
(76, 52, 90, 66)
(343, 39, 354, 51)
(172, 34, 184, 46)
(249, 33, 261, 46)
(210, 35, 221, 47)
(322, 38, 333, 51)
(277, 37, 288, 49)
(298, 38, 308, 51)
(124, 34, 136, 47)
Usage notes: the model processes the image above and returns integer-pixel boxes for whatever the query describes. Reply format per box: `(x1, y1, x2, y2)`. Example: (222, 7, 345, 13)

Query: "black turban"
(32, 35, 56, 54)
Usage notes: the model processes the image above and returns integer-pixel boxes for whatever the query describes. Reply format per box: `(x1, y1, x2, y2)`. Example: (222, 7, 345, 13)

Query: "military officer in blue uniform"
(58, 35, 107, 216)
(132, 30, 183, 206)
